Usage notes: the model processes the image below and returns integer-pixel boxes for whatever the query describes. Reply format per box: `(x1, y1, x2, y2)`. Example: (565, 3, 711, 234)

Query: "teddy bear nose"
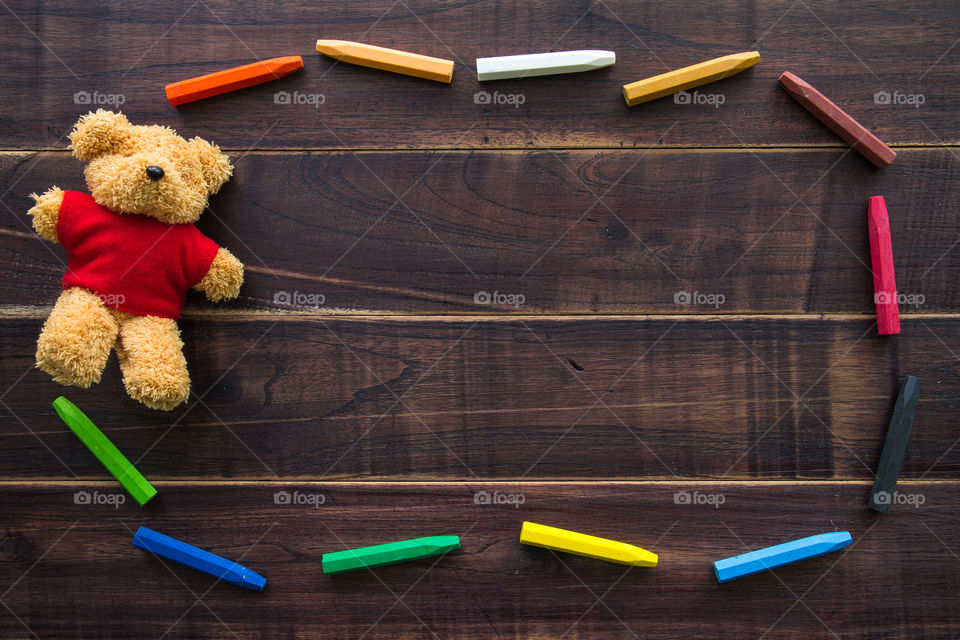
(145, 165, 165, 181)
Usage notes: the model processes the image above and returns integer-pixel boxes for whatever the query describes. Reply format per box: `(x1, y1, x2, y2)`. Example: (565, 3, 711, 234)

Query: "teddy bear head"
(68, 110, 233, 224)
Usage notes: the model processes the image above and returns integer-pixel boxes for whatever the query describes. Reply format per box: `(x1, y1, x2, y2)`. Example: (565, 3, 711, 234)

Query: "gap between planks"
(1, 479, 957, 486)
(3, 307, 960, 321)
(0, 145, 958, 154)
(2, 307, 960, 321)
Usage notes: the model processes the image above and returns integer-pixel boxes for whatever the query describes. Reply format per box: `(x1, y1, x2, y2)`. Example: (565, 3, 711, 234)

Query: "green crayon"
(53, 397, 157, 506)
(323, 535, 460, 575)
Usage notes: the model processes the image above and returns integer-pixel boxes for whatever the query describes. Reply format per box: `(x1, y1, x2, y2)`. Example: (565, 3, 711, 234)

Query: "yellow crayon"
(519, 522, 658, 567)
(622, 51, 760, 106)
(316, 39, 454, 83)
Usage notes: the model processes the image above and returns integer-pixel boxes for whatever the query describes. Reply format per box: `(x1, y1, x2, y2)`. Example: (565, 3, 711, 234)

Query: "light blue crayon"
(132, 526, 266, 591)
(714, 531, 852, 583)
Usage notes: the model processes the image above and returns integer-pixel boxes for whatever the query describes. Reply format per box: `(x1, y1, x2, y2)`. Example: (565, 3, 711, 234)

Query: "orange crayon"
(165, 56, 304, 106)
(316, 40, 454, 83)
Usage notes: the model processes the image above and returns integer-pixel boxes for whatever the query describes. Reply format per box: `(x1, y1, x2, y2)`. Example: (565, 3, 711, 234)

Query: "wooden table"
(2, 2, 959, 638)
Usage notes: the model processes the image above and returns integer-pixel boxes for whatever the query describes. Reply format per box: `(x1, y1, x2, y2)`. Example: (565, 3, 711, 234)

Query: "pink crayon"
(868, 195, 900, 335)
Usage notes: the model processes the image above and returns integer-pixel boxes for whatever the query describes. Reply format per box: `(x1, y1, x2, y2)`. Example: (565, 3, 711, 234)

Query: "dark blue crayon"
(132, 526, 266, 591)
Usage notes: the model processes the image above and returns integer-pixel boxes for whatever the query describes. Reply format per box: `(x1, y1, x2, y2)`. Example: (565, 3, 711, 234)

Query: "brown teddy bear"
(28, 110, 244, 410)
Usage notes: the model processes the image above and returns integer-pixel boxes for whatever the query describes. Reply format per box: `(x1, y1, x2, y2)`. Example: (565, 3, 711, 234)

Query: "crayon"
(132, 526, 267, 590)
(869, 376, 920, 512)
(714, 531, 852, 583)
(316, 40, 454, 83)
(165, 56, 303, 106)
(623, 51, 760, 106)
(477, 50, 615, 81)
(779, 71, 896, 168)
(323, 535, 460, 575)
(53, 397, 156, 506)
(868, 195, 900, 334)
(520, 522, 658, 567)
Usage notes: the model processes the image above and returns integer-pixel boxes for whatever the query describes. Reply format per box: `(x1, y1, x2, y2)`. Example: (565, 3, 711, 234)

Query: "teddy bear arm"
(195, 247, 244, 301)
(28, 187, 65, 243)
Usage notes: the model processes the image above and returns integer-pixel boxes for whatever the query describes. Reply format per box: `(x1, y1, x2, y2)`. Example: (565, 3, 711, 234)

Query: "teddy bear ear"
(68, 110, 133, 161)
(189, 137, 233, 193)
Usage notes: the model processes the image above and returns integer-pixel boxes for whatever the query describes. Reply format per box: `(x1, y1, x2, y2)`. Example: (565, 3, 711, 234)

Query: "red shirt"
(58, 191, 220, 320)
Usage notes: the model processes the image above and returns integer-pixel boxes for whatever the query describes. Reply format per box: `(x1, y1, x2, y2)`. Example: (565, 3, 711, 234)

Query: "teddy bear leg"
(36, 287, 119, 387)
(115, 314, 191, 411)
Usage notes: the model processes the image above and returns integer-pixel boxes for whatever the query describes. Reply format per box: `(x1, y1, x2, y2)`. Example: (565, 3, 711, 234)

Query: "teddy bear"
(27, 110, 243, 410)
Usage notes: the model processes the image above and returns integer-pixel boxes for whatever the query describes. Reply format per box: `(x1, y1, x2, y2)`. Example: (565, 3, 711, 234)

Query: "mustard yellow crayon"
(519, 522, 658, 567)
(623, 51, 760, 106)
(316, 40, 454, 83)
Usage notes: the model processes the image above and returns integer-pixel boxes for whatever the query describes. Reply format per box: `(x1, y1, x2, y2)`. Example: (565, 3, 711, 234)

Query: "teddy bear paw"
(122, 375, 190, 411)
(36, 341, 103, 388)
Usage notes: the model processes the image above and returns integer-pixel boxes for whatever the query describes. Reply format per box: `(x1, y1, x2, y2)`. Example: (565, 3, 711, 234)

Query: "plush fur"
(196, 248, 245, 302)
(30, 186, 63, 242)
(28, 110, 243, 411)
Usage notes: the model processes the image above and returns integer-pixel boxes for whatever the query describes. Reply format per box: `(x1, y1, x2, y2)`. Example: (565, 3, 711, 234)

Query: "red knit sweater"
(58, 191, 219, 320)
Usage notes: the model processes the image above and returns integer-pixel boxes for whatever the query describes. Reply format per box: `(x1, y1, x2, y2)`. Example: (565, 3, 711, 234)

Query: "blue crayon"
(132, 526, 266, 591)
(714, 531, 852, 583)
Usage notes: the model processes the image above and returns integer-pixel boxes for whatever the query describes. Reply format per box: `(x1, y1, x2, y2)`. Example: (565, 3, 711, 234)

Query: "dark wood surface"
(2, 482, 959, 639)
(3, 149, 959, 314)
(2, 315, 960, 480)
(2, 0, 959, 638)
(0, 1, 957, 149)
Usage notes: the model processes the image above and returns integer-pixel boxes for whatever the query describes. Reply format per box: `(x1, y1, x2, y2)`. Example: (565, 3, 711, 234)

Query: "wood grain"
(2, 316, 958, 480)
(0, 0, 955, 149)
(3, 148, 958, 314)
(1, 481, 957, 639)
(3, 1, 960, 636)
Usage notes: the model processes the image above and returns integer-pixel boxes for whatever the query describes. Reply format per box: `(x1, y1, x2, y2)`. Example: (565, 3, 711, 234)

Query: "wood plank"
(0, 0, 955, 149)
(2, 316, 959, 480)
(1, 481, 957, 639)
(2, 148, 958, 314)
